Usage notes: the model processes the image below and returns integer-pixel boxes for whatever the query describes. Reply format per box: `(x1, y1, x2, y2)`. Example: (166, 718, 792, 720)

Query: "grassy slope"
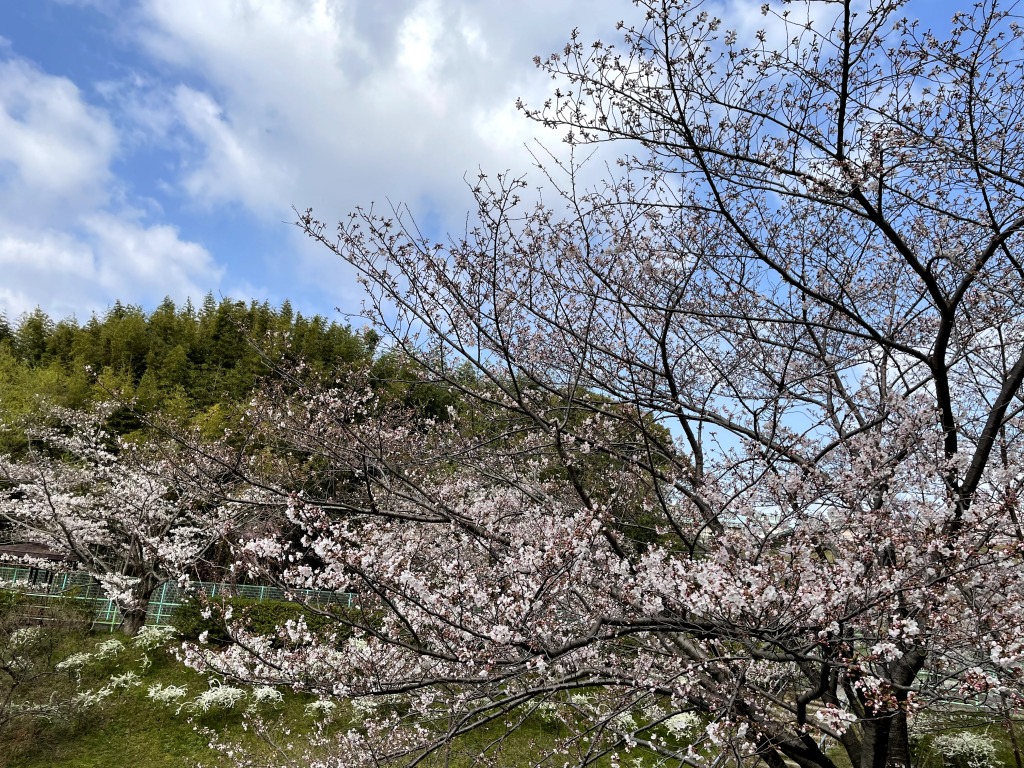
(2, 632, 660, 768)
(4, 645, 246, 768)
(7, 631, 1021, 768)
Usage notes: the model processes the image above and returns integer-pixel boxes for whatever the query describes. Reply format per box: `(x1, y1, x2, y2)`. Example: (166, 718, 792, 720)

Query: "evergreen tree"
(13, 309, 53, 365)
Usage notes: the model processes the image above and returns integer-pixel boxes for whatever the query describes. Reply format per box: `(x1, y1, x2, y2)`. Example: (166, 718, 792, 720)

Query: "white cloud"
(0, 58, 117, 225)
(0, 54, 222, 320)
(132, 0, 643, 231)
(396, 1, 446, 111)
(98, 0, 659, 313)
(83, 214, 223, 302)
(4, 0, 790, 319)
(0, 219, 222, 321)
(172, 85, 292, 213)
(0, 219, 221, 321)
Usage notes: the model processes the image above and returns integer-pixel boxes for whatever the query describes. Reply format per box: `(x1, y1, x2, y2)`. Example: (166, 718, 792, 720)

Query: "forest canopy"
(0, 296, 384, 450)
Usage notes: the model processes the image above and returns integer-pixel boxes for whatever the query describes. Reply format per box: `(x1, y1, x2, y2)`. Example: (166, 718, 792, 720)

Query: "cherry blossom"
(0, 405, 245, 634)
(177, 1, 1024, 766)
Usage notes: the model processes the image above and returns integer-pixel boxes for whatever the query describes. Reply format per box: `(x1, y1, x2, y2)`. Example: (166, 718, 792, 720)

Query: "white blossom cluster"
(0, 405, 249, 632)
(147, 683, 189, 704)
(931, 732, 999, 768)
(186, 681, 248, 713)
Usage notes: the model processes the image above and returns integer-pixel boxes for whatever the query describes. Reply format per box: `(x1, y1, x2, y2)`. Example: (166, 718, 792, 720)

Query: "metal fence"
(0, 564, 356, 632)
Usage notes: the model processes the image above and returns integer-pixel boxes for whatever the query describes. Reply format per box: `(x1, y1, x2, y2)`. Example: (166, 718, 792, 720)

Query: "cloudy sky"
(1, 0, 960, 323)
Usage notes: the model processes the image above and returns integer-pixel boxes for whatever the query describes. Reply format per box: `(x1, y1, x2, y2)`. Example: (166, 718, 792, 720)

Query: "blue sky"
(0, 0, 963, 324)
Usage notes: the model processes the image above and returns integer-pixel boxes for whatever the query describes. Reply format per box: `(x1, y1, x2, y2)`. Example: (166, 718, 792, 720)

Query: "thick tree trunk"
(860, 717, 894, 768)
(887, 711, 913, 768)
(857, 713, 913, 768)
(119, 606, 148, 636)
(117, 573, 163, 636)
(856, 650, 926, 768)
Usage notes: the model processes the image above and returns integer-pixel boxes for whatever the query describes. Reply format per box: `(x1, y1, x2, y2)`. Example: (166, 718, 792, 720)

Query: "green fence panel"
(1, 564, 356, 628)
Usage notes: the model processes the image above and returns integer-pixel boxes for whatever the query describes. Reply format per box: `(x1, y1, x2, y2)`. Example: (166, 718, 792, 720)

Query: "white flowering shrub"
(664, 712, 701, 738)
(132, 625, 177, 651)
(535, 701, 560, 724)
(250, 686, 284, 707)
(348, 696, 377, 722)
(0, 595, 87, 738)
(568, 693, 593, 710)
(611, 711, 636, 732)
(305, 698, 339, 718)
(68, 688, 113, 709)
(147, 683, 189, 705)
(7, 627, 42, 650)
(55, 652, 94, 673)
(931, 731, 999, 768)
(187, 682, 248, 713)
(93, 639, 125, 660)
(103, 671, 142, 691)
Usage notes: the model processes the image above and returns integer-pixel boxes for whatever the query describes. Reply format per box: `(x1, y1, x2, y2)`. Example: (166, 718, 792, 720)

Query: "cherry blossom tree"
(0, 405, 244, 635)
(183, 1, 1024, 767)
